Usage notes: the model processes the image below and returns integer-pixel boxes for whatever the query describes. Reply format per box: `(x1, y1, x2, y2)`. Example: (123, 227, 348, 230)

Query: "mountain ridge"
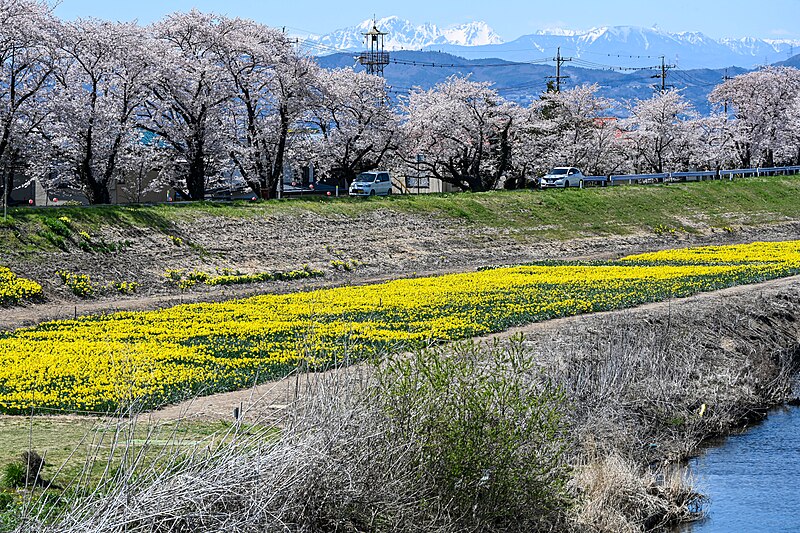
(302, 17, 800, 70)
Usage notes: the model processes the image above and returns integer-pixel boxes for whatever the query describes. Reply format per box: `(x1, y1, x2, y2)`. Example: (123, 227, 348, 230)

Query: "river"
(677, 405, 800, 533)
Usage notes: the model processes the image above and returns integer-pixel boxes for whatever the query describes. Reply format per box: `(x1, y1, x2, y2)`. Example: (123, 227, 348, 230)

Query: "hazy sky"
(52, 0, 800, 41)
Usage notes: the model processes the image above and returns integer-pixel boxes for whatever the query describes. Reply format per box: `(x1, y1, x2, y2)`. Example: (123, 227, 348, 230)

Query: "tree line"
(1, 0, 799, 205)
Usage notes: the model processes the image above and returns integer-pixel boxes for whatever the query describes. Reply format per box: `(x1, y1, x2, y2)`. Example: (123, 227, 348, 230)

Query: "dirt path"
(143, 274, 800, 424)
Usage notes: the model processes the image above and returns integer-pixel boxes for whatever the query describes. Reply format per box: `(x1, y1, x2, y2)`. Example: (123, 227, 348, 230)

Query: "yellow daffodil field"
(2, 240, 800, 415)
(0, 266, 43, 306)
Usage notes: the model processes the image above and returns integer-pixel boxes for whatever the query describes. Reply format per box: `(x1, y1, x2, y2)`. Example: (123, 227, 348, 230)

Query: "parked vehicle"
(539, 167, 586, 188)
(349, 171, 393, 196)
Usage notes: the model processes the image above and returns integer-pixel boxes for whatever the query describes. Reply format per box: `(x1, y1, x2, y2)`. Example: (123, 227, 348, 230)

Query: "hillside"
(1, 175, 800, 330)
(316, 50, 747, 113)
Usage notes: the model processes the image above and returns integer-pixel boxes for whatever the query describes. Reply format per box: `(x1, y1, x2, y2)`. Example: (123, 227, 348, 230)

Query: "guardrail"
(668, 171, 718, 182)
(609, 173, 669, 185)
(578, 176, 609, 188)
(607, 166, 800, 186)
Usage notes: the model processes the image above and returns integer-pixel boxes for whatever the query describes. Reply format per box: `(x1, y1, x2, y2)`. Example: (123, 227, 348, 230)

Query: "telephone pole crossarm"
(650, 55, 677, 92)
(546, 47, 572, 92)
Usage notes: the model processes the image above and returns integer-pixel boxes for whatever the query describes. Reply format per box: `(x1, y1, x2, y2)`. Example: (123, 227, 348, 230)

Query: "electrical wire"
(388, 57, 552, 68)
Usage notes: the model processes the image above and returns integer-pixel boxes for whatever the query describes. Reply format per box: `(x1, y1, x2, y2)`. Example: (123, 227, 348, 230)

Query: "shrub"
(186, 270, 210, 283)
(206, 265, 324, 286)
(330, 259, 362, 271)
(78, 232, 131, 254)
(0, 267, 43, 305)
(164, 269, 184, 282)
(374, 337, 573, 530)
(0, 463, 24, 489)
(38, 229, 66, 250)
(0, 491, 12, 511)
(168, 265, 324, 289)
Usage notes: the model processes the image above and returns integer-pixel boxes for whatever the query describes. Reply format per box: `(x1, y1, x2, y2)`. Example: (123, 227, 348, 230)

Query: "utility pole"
(547, 47, 572, 92)
(651, 55, 676, 93)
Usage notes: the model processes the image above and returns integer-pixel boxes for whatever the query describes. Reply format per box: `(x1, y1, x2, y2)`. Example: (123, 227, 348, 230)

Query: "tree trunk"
(86, 176, 110, 204)
(187, 145, 206, 201)
(268, 103, 290, 199)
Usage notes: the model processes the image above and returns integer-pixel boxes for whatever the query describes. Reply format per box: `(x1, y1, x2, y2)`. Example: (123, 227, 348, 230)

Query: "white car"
(539, 167, 586, 188)
(349, 171, 393, 197)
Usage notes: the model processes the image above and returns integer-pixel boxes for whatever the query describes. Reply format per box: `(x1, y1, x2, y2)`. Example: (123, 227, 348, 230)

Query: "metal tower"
(358, 20, 389, 76)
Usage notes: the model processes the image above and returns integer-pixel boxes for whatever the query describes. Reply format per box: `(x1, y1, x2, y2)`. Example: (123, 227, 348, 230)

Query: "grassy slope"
(1, 175, 799, 253)
(0, 417, 250, 490)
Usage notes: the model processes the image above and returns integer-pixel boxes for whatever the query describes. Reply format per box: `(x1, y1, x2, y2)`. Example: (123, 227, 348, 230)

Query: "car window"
(549, 169, 568, 175)
(379, 173, 389, 182)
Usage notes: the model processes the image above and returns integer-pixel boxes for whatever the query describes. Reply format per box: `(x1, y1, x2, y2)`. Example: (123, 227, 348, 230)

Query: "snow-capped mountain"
(303, 18, 800, 70)
(441, 25, 799, 69)
(302, 16, 503, 52)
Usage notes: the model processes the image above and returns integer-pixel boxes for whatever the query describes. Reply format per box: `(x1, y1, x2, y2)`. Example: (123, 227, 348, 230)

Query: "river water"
(678, 405, 800, 533)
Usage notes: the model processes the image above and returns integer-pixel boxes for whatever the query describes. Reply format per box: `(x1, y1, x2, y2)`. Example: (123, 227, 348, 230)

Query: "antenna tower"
(358, 19, 390, 77)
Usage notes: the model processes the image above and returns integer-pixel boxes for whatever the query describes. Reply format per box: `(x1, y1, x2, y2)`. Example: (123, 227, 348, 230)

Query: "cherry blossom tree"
(497, 104, 548, 188)
(0, 0, 56, 206)
(138, 10, 233, 201)
(305, 68, 397, 186)
(709, 66, 800, 168)
(402, 76, 515, 192)
(623, 90, 697, 173)
(47, 20, 152, 204)
(684, 113, 734, 170)
(216, 18, 317, 199)
(538, 84, 625, 176)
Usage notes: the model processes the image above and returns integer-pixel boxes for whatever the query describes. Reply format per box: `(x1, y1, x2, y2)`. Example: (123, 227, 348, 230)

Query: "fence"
(597, 165, 800, 187)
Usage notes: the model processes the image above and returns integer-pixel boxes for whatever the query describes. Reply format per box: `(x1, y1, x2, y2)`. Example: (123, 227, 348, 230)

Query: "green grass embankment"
(0, 175, 798, 253)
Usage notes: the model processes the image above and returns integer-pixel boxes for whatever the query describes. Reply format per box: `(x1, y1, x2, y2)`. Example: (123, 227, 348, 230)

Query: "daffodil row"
(1, 240, 799, 414)
(0, 266, 43, 306)
(620, 240, 800, 266)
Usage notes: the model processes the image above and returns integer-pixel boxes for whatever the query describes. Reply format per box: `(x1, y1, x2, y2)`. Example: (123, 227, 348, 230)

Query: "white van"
(349, 171, 393, 197)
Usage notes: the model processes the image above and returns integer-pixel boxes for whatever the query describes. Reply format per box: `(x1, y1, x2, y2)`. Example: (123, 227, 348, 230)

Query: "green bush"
(168, 265, 325, 288)
(0, 463, 24, 489)
(329, 259, 362, 271)
(375, 337, 573, 530)
(43, 218, 71, 238)
(0, 492, 12, 511)
(108, 281, 139, 294)
(37, 229, 67, 250)
(77, 232, 131, 254)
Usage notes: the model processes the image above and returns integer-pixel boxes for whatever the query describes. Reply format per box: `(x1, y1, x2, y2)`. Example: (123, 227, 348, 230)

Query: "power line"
(389, 57, 552, 68)
(560, 47, 665, 60)
(571, 58, 663, 71)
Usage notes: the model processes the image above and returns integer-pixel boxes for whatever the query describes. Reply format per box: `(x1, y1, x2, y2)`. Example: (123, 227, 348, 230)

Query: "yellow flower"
(2, 240, 799, 414)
